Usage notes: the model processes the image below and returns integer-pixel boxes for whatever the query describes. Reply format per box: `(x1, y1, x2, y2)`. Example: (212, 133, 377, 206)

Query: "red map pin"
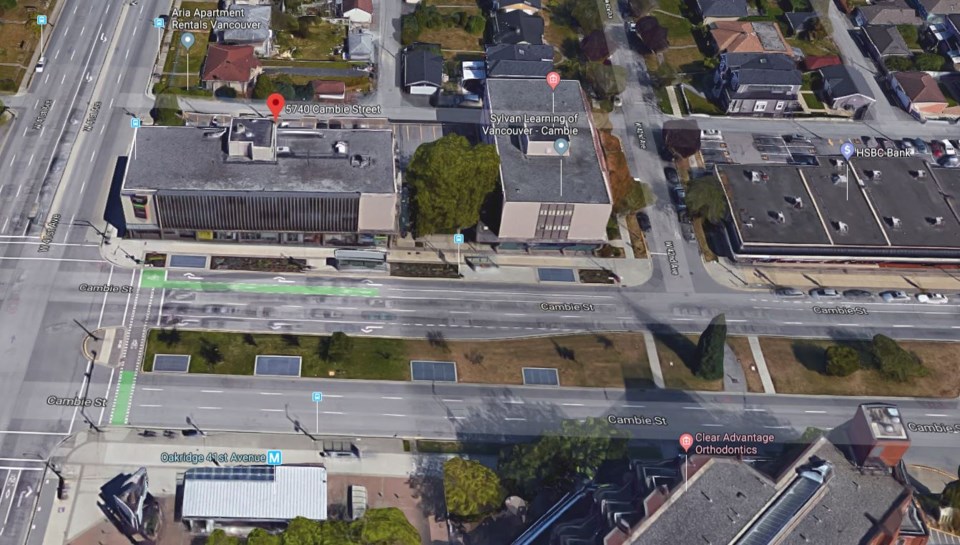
(679, 433, 694, 453)
(546, 71, 560, 91)
(267, 93, 285, 121)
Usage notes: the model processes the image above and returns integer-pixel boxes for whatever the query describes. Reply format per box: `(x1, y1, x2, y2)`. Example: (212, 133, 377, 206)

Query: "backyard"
(274, 18, 346, 60)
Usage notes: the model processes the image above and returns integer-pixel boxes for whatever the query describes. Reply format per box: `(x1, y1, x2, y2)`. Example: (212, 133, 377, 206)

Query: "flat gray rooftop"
(719, 164, 831, 245)
(802, 162, 888, 246)
(629, 458, 777, 544)
(485, 78, 609, 205)
(123, 125, 396, 194)
(854, 157, 960, 248)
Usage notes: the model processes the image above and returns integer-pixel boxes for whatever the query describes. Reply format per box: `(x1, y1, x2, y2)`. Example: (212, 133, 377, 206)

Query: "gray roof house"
(784, 11, 818, 34)
(854, 0, 921, 26)
(863, 24, 911, 60)
(820, 64, 876, 113)
(917, 0, 960, 17)
(402, 47, 444, 94)
(346, 30, 375, 61)
(715, 52, 802, 115)
(695, 0, 748, 23)
(490, 10, 544, 45)
(215, 4, 272, 56)
(485, 44, 554, 78)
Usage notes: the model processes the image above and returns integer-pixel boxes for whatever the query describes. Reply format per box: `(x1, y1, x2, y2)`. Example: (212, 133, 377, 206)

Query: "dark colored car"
(664, 167, 680, 186)
(681, 223, 696, 242)
(842, 289, 873, 298)
(636, 212, 651, 231)
(913, 139, 930, 154)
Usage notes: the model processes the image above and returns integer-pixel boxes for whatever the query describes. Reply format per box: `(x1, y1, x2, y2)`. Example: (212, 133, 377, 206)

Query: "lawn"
(758, 337, 960, 398)
(692, 217, 717, 261)
(654, 85, 673, 114)
(661, 46, 707, 72)
(786, 35, 839, 57)
(144, 330, 654, 388)
(682, 88, 721, 114)
(655, 334, 723, 391)
(275, 19, 346, 60)
(0, 0, 55, 90)
(801, 91, 825, 110)
(652, 11, 696, 46)
(419, 25, 484, 52)
(727, 337, 764, 393)
(160, 30, 211, 90)
(543, 0, 580, 58)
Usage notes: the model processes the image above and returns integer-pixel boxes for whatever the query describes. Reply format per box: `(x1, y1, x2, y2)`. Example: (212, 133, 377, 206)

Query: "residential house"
(312, 80, 346, 100)
(635, 15, 669, 52)
(785, 11, 818, 35)
(819, 64, 876, 113)
(214, 4, 272, 57)
(402, 46, 444, 95)
(201, 44, 262, 95)
(709, 20, 791, 56)
(481, 78, 612, 251)
(490, 10, 544, 44)
(801, 54, 842, 70)
(937, 14, 960, 67)
(864, 24, 911, 62)
(916, 0, 960, 18)
(484, 44, 554, 78)
(695, 0, 748, 23)
(346, 30, 375, 61)
(341, 0, 373, 25)
(890, 71, 948, 118)
(854, 0, 921, 26)
(493, 0, 541, 15)
(714, 52, 802, 115)
(581, 30, 611, 61)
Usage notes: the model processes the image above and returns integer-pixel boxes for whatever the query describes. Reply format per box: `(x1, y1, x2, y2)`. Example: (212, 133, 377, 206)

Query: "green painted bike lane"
(111, 370, 137, 425)
(140, 269, 379, 297)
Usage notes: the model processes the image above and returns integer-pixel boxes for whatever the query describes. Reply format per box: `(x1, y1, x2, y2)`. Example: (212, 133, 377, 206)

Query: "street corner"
(82, 327, 124, 368)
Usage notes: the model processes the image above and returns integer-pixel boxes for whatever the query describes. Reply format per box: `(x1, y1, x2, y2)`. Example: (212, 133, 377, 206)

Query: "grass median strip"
(143, 330, 654, 387)
(139, 269, 378, 297)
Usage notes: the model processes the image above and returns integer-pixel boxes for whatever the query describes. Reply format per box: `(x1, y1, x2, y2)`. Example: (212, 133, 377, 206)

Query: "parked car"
(636, 212, 651, 231)
(912, 139, 930, 154)
(916, 292, 949, 304)
(860, 136, 874, 147)
(664, 167, 680, 186)
(940, 155, 960, 167)
(842, 289, 873, 298)
(880, 290, 910, 302)
(774, 287, 805, 297)
(899, 139, 914, 152)
(681, 223, 696, 242)
(677, 210, 692, 224)
(810, 288, 841, 298)
(876, 137, 893, 150)
(673, 186, 686, 203)
(35, 56, 45, 73)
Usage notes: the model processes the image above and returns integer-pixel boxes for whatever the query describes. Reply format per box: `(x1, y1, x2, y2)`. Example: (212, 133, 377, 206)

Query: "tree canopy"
(871, 334, 927, 382)
(407, 134, 500, 236)
(825, 345, 860, 376)
(685, 176, 728, 224)
(943, 476, 960, 509)
(695, 314, 726, 380)
(499, 418, 627, 498)
(213, 510, 420, 545)
(914, 52, 945, 71)
(152, 94, 184, 126)
(444, 457, 503, 521)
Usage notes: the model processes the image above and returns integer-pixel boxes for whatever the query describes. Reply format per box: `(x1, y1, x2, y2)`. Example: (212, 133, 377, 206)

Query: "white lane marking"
(141, 387, 164, 392)
(0, 431, 69, 436)
(382, 413, 406, 417)
(27, 154, 34, 166)
(622, 404, 646, 408)
(323, 394, 343, 398)
(322, 411, 345, 415)
(702, 423, 723, 427)
(727, 319, 747, 323)
(7, 154, 14, 167)
(784, 321, 803, 325)
(925, 413, 948, 417)
(197, 406, 222, 410)
(804, 410, 827, 414)
(201, 390, 223, 393)
(764, 425, 792, 429)
(138, 404, 162, 408)
(260, 409, 283, 412)
(382, 396, 402, 400)
(504, 400, 525, 404)
(259, 392, 283, 396)
(80, 25, 85, 37)
(562, 403, 584, 407)
(892, 324, 914, 328)
(441, 399, 462, 402)
(504, 417, 527, 421)
(505, 313, 526, 317)
(744, 408, 766, 412)
(683, 406, 706, 410)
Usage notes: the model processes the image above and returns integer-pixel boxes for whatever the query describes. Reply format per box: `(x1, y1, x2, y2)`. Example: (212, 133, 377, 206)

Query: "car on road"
(680, 223, 696, 242)
(202, 304, 237, 315)
(880, 290, 910, 302)
(635, 212, 651, 231)
(774, 287, 805, 297)
(310, 309, 344, 319)
(267, 321, 295, 331)
(35, 56, 45, 73)
(810, 288, 841, 298)
(361, 311, 396, 321)
(916, 292, 949, 304)
(664, 167, 680, 186)
(842, 289, 873, 298)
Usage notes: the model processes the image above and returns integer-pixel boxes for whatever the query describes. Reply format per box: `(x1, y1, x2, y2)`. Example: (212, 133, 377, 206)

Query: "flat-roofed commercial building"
(482, 78, 612, 251)
(717, 157, 960, 263)
(182, 465, 327, 533)
(119, 117, 398, 247)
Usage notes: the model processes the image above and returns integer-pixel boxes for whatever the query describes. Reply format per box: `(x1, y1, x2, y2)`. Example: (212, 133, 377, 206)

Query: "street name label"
(33, 99, 54, 130)
(83, 101, 101, 132)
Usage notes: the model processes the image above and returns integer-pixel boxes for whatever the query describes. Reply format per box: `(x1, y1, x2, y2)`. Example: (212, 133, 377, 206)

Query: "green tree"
(206, 529, 240, 545)
(247, 528, 281, 545)
(685, 176, 728, 224)
(465, 14, 485, 35)
(805, 17, 828, 41)
(584, 62, 626, 101)
(401, 14, 420, 45)
(897, 24, 919, 47)
(444, 457, 503, 520)
(651, 62, 676, 90)
(695, 314, 726, 380)
(500, 418, 627, 498)
(152, 93, 184, 126)
(824, 345, 860, 376)
(884, 56, 913, 72)
(407, 134, 500, 236)
(321, 331, 353, 362)
(253, 76, 277, 99)
(0, 0, 17, 12)
(871, 334, 927, 382)
(157, 327, 181, 346)
(570, 0, 603, 33)
(914, 52, 945, 71)
(199, 339, 224, 367)
(281, 517, 321, 545)
(357, 508, 421, 545)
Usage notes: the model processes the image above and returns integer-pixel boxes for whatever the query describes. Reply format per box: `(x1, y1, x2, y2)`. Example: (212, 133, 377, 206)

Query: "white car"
(916, 293, 949, 304)
(880, 290, 910, 303)
(810, 288, 841, 298)
(35, 57, 45, 73)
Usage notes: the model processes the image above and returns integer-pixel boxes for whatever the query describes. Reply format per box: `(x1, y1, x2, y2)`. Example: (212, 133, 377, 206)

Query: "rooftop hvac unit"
(334, 141, 348, 154)
(912, 170, 926, 178)
(933, 216, 945, 226)
(832, 174, 848, 184)
(750, 170, 769, 183)
(837, 221, 849, 233)
(277, 146, 292, 156)
(790, 196, 803, 209)
(891, 217, 902, 229)
(869, 170, 882, 180)
(775, 211, 785, 223)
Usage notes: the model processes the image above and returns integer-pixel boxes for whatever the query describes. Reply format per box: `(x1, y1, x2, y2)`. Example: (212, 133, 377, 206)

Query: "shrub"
(825, 345, 859, 376)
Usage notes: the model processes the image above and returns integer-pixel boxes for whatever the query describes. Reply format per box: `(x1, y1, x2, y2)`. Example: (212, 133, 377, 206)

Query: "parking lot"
(394, 123, 479, 167)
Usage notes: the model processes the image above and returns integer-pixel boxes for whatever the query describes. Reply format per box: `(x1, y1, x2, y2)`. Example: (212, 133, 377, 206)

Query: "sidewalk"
(102, 229, 654, 287)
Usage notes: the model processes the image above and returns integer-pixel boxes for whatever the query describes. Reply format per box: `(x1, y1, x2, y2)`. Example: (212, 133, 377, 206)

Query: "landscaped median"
(143, 330, 654, 388)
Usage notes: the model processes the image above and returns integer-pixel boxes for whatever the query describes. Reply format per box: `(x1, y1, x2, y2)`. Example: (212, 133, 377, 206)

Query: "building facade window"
(130, 195, 149, 220)
(754, 101, 767, 112)
(535, 203, 574, 239)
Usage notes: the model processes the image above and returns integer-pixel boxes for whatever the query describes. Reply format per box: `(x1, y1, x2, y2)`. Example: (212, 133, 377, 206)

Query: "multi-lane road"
(0, 0, 957, 542)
